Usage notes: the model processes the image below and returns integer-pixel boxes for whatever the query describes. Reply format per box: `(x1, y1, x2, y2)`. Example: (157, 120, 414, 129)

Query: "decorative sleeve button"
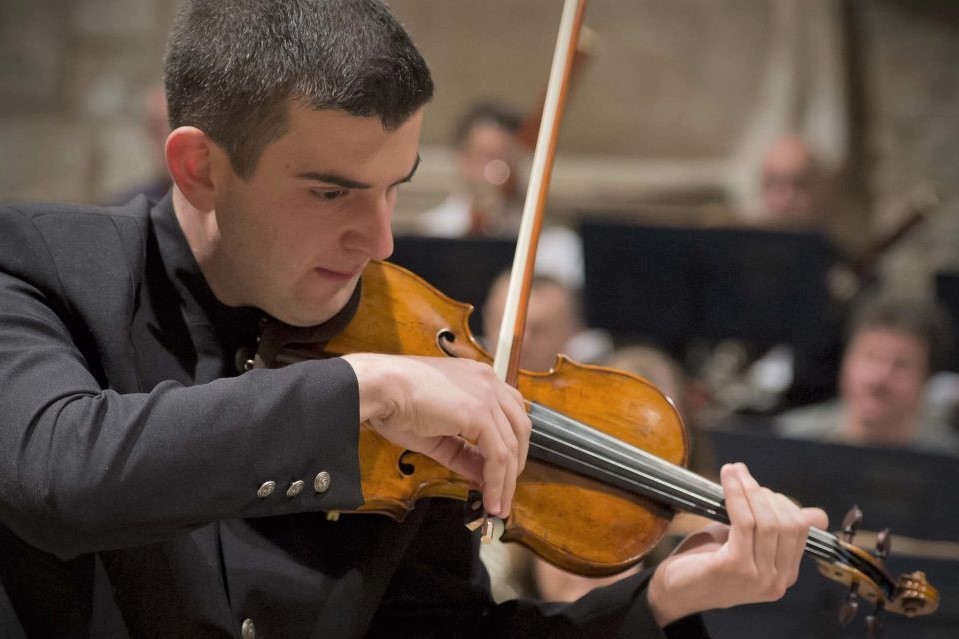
(286, 480, 305, 498)
(256, 481, 276, 498)
(313, 471, 331, 493)
(241, 618, 256, 639)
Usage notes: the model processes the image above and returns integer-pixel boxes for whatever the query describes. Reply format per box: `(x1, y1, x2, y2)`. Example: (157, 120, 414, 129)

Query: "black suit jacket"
(0, 195, 708, 638)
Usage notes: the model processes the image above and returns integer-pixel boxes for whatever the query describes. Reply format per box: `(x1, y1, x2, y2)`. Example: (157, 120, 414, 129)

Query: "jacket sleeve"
(0, 206, 365, 559)
(365, 499, 710, 639)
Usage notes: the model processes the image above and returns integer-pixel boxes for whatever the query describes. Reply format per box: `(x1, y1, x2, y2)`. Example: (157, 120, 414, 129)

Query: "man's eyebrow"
(395, 154, 421, 185)
(296, 171, 371, 190)
(296, 154, 421, 189)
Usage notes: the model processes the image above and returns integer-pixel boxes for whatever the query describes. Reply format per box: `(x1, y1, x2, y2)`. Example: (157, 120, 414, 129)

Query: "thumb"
(801, 507, 828, 531)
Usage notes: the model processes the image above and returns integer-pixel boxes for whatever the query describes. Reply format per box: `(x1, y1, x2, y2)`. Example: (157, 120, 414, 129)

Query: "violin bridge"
(480, 518, 494, 543)
(465, 516, 495, 543)
(464, 489, 494, 542)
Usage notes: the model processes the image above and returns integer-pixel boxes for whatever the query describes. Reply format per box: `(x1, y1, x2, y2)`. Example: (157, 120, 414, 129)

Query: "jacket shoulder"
(1, 197, 152, 231)
(0, 197, 152, 301)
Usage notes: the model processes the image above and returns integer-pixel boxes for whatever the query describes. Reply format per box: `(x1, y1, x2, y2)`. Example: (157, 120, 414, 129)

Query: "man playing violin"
(0, 1, 826, 637)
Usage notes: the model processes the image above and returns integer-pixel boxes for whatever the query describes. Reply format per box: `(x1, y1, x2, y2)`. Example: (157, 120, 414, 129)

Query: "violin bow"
(464, 0, 588, 542)
(491, 0, 588, 386)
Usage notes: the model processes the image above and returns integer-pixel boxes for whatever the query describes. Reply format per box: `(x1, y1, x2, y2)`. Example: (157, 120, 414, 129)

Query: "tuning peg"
(839, 582, 860, 625)
(841, 505, 863, 543)
(875, 528, 891, 561)
(865, 601, 885, 638)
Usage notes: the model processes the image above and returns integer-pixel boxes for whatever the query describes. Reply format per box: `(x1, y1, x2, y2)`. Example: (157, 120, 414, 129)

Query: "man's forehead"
(270, 103, 422, 174)
(850, 327, 928, 353)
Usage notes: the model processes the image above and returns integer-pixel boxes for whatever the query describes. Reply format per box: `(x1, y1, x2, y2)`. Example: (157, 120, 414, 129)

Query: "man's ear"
(166, 126, 218, 212)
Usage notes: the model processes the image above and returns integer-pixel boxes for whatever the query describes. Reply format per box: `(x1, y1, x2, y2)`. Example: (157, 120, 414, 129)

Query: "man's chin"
(295, 286, 358, 326)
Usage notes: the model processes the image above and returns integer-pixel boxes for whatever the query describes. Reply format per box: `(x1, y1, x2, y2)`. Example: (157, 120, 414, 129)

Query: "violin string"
(529, 401, 847, 562)
(529, 402, 724, 500)
(528, 402, 844, 564)
(527, 435, 839, 564)
(528, 403, 726, 511)
(528, 404, 891, 595)
(527, 435, 840, 565)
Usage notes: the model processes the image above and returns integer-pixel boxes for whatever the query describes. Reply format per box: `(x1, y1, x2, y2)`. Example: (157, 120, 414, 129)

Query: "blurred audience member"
(481, 271, 610, 371)
(109, 83, 172, 204)
(775, 295, 959, 454)
(420, 100, 583, 287)
(421, 101, 525, 237)
(758, 133, 827, 230)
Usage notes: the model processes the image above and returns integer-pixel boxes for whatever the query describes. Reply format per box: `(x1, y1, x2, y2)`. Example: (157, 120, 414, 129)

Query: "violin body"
(265, 260, 939, 619)
(291, 260, 689, 576)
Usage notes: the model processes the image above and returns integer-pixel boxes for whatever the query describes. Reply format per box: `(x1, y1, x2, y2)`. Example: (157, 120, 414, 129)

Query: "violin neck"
(526, 402, 840, 563)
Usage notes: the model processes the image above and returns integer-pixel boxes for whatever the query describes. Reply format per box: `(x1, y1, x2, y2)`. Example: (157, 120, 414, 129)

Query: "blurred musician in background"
(775, 295, 959, 455)
(757, 133, 829, 231)
(420, 101, 526, 238)
(481, 271, 611, 371)
(420, 100, 585, 287)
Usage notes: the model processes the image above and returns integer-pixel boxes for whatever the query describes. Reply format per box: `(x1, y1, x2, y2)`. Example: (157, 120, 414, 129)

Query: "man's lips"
(314, 266, 362, 282)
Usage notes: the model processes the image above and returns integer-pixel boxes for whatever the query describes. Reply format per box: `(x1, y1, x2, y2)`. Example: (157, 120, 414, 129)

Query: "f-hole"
(398, 450, 416, 476)
(436, 329, 458, 357)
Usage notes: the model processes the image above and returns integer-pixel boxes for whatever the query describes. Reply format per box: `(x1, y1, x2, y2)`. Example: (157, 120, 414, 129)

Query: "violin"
(264, 258, 938, 625)
(263, 0, 938, 631)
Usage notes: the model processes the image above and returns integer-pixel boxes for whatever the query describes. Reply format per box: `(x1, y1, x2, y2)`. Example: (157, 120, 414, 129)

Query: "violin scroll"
(815, 505, 939, 638)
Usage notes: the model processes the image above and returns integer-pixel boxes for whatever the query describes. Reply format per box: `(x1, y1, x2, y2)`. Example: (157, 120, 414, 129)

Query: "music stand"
(934, 271, 959, 371)
(706, 428, 959, 542)
(579, 220, 839, 349)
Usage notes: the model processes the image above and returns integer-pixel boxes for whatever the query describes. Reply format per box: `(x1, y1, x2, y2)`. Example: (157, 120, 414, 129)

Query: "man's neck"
(171, 187, 239, 306)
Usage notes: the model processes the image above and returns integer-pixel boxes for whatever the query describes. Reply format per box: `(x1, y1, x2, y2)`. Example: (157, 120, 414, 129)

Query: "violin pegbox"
(818, 505, 940, 638)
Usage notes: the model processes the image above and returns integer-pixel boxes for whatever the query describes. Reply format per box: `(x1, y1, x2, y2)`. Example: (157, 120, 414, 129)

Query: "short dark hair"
(847, 295, 956, 373)
(164, 0, 433, 178)
(452, 101, 523, 147)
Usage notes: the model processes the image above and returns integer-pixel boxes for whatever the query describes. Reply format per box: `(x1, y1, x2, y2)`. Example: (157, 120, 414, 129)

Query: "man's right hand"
(342, 353, 531, 517)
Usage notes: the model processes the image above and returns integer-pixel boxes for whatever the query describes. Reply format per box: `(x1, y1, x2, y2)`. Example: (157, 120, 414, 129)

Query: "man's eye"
(312, 189, 347, 201)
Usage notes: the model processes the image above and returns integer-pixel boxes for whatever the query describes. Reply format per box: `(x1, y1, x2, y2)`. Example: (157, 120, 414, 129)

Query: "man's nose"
(865, 359, 896, 383)
(348, 196, 394, 260)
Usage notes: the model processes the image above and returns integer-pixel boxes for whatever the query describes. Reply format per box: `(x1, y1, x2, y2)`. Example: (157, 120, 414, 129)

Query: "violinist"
(0, 1, 826, 637)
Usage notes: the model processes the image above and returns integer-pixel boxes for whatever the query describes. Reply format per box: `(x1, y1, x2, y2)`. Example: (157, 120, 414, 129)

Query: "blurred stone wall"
(861, 0, 959, 297)
(0, 0, 957, 296)
(0, 0, 773, 205)
(0, 0, 177, 203)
